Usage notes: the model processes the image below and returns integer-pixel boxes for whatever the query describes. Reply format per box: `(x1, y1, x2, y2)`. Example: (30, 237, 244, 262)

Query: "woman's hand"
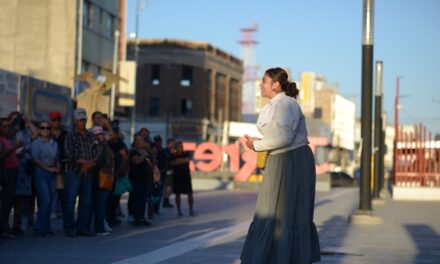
(244, 135, 256, 151)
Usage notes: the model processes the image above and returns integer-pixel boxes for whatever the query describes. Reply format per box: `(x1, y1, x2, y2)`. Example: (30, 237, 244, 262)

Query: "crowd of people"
(0, 108, 195, 238)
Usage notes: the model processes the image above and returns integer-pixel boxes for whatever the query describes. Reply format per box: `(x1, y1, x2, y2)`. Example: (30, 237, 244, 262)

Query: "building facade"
(0, 0, 121, 121)
(125, 39, 243, 142)
(313, 84, 356, 175)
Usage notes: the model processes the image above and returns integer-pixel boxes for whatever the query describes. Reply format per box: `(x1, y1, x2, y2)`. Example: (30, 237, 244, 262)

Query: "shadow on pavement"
(405, 224, 440, 263)
(318, 215, 353, 263)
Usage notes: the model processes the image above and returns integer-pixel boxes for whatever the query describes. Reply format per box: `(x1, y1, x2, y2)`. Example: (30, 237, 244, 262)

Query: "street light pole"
(373, 61, 383, 198)
(130, 0, 141, 140)
(350, 0, 381, 224)
(110, 29, 120, 120)
(359, 0, 374, 212)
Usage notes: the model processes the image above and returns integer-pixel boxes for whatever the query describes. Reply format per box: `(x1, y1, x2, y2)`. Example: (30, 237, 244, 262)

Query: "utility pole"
(373, 61, 383, 198)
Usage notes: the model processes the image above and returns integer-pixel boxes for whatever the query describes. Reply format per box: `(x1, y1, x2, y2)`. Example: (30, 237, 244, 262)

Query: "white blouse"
(254, 92, 309, 154)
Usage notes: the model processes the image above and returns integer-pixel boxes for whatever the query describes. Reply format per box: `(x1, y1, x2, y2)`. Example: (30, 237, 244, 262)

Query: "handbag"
(113, 175, 132, 195)
(99, 171, 114, 191)
(256, 151, 269, 170)
(145, 156, 161, 183)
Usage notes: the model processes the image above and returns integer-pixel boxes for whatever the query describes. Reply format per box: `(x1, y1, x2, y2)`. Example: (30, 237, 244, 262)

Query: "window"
(83, 1, 93, 28)
(104, 12, 114, 38)
(149, 97, 160, 116)
(151, 65, 160, 85)
(181, 99, 193, 117)
(314, 107, 322, 119)
(181, 66, 193, 87)
(99, 8, 103, 24)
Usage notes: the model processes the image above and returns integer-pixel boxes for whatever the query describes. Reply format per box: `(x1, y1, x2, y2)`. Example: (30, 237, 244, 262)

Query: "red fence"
(395, 124, 440, 187)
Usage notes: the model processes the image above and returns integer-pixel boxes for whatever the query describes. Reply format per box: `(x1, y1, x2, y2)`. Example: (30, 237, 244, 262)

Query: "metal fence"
(395, 124, 440, 187)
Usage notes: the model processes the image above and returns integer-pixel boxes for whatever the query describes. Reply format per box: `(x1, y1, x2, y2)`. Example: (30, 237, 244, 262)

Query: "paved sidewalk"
(317, 190, 440, 264)
(1, 188, 439, 263)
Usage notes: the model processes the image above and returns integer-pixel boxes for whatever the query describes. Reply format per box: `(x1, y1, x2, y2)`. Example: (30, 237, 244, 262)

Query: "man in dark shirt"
(153, 136, 175, 209)
(63, 108, 102, 237)
(49, 111, 68, 218)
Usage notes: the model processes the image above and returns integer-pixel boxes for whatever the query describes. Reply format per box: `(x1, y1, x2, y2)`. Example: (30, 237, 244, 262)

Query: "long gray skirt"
(240, 145, 321, 264)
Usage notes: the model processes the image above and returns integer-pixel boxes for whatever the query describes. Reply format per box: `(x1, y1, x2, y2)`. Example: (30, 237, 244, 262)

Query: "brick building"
(125, 39, 243, 142)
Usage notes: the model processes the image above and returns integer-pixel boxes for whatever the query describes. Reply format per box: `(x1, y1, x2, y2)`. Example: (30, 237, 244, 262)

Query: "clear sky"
(126, 0, 440, 135)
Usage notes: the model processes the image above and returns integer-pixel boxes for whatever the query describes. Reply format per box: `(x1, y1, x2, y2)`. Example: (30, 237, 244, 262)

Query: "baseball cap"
(74, 108, 87, 120)
(92, 126, 104, 135)
(49, 111, 62, 120)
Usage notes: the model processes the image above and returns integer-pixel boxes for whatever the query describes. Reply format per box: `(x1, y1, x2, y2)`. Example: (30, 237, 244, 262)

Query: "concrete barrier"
(393, 186, 440, 201)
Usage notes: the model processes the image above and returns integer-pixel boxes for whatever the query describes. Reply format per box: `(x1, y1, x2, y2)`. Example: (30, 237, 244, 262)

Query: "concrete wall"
(0, 0, 77, 89)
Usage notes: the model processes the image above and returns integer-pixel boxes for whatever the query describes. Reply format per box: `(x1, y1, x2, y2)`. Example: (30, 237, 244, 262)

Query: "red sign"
(184, 136, 329, 182)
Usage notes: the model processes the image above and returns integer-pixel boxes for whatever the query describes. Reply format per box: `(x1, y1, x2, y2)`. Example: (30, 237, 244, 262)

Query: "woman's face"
(260, 74, 277, 99)
(0, 120, 10, 136)
(39, 122, 51, 137)
(176, 143, 184, 153)
(134, 136, 145, 149)
(96, 133, 105, 142)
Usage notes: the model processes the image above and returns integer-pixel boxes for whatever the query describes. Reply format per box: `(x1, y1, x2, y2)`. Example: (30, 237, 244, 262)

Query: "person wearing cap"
(63, 108, 102, 237)
(91, 126, 114, 235)
(49, 111, 68, 219)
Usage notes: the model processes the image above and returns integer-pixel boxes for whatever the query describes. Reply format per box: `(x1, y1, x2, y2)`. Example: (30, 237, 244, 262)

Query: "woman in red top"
(0, 117, 22, 238)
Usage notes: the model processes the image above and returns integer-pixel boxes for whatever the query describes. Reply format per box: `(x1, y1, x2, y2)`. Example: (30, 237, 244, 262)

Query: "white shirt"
(254, 92, 309, 154)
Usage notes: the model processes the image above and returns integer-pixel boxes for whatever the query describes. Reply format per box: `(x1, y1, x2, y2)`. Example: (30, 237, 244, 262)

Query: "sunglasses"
(51, 118, 61, 122)
(40, 126, 51, 130)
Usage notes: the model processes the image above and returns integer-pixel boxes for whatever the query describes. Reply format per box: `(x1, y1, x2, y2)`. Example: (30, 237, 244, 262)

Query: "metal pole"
(373, 61, 382, 198)
(393, 76, 401, 184)
(75, 0, 84, 99)
(379, 112, 386, 190)
(359, 0, 375, 212)
(130, 0, 140, 140)
(110, 30, 120, 120)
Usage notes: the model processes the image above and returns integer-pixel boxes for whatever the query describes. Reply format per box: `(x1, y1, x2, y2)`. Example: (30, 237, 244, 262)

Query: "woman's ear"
(272, 81, 281, 92)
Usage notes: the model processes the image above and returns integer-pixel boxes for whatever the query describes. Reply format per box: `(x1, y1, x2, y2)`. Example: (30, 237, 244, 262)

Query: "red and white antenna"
(239, 24, 259, 116)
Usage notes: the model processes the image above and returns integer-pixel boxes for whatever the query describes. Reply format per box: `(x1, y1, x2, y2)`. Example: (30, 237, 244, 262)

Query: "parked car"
(330, 172, 357, 187)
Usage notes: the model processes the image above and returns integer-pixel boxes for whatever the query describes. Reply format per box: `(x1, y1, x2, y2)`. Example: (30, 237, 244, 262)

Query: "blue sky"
(126, 0, 440, 134)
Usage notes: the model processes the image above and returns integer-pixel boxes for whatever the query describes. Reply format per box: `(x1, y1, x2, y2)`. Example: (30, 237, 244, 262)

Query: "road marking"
(112, 221, 250, 264)
(112, 188, 355, 264)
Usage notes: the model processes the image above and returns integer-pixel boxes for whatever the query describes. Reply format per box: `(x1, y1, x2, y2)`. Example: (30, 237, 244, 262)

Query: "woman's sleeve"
(253, 99, 300, 152)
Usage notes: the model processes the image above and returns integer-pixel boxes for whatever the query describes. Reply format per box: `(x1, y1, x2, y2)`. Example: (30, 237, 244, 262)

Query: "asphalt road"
(0, 188, 356, 264)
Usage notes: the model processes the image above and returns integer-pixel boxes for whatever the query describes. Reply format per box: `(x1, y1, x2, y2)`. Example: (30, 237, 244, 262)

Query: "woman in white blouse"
(240, 68, 320, 263)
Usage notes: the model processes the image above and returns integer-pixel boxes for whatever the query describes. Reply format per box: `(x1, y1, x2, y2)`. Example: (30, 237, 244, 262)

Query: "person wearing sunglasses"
(31, 120, 60, 237)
